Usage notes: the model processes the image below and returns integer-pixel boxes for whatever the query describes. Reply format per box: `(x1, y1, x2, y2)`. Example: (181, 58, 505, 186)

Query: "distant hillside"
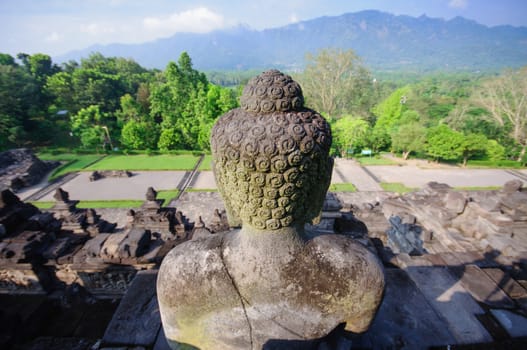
(55, 10, 527, 72)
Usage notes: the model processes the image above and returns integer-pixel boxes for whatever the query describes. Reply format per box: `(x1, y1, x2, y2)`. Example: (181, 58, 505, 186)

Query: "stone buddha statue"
(157, 70, 385, 349)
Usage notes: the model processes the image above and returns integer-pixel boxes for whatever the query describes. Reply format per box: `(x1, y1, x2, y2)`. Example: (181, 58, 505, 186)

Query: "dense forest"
(0, 49, 526, 165)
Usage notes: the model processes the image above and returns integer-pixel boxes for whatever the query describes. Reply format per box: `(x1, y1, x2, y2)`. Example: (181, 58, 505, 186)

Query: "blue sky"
(1, 0, 526, 56)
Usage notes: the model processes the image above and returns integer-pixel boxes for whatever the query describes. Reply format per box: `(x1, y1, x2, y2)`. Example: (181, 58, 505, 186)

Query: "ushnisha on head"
(211, 69, 333, 230)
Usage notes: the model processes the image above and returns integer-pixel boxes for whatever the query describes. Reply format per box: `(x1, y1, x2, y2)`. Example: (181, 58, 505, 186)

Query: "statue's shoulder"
(158, 231, 240, 307)
(162, 233, 227, 274)
(306, 234, 383, 272)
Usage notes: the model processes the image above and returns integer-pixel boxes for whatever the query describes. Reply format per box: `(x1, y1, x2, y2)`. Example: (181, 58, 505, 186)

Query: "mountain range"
(56, 10, 527, 72)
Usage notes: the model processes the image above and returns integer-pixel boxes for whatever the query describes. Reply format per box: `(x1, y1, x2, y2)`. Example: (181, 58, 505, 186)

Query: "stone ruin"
(50, 187, 116, 235)
(0, 186, 198, 296)
(345, 180, 527, 261)
(125, 186, 190, 241)
(0, 148, 59, 192)
(157, 70, 386, 349)
(89, 170, 133, 181)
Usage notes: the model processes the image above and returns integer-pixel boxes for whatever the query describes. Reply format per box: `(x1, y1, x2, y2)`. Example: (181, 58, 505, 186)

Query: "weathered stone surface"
(448, 264, 515, 309)
(0, 148, 59, 192)
(354, 268, 456, 348)
(444, 191, 467, 214)
(490, 309, 527, 337)
(158, 70, 385, 349)
(158, 228, 385, 349)
(210, 69, 333, 230)
(386, 215, 425, 255)
(402, 263, 492, 344)
(501, 179, 523, 194)
(89, 170, 133, 182)
(103, 270, 161, 347)
(483, 268, 527, 299)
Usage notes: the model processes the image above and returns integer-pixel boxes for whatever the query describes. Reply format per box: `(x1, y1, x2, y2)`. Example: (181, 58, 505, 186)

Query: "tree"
(372, 86, 411, 132)
(300, 48, 374, 118)
(332, 116, 370, 156)
(425, 124, 465, 162)
(391, 122, 427, 160)
(460, 133, 488, 167)
(0, 53, 16, 66)
(366, 127, 391, 153)
(47, 52, 152, 115)
(472, 67, 527, 160)
(0, 64, 39, 149)
(158, 127, 183, 151)
(150, 52, 235, 151)
(70, 105, 111, 150)
(486, 140, 505, 161)
(121, 120, 159, 150)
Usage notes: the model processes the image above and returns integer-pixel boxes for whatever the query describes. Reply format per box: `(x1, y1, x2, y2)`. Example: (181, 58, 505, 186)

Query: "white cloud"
(143, 7, 224, 36)
(44, 31, 61, 42)
(448, 0, 468, 9)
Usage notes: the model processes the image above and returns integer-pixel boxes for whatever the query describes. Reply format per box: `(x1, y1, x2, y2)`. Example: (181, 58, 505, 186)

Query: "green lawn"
(86, 154, 200, 171)
(157, 189, 180, 206)
(186, 188, 218, 192)
(30, 189, 179, 209)
(328, 183, 357, 192)
(30, 201, 55, 209)
(38, 153, 105, 181)
(198, 154, 213, 171)
(380, 182, 417, 193)
(30, 200, 144, 209)
(77, 200, 144, 208)
(355, 156, 399, 166)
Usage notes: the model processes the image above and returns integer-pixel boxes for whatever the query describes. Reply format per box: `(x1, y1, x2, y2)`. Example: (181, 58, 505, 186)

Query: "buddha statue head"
(210, 69, 333, 230)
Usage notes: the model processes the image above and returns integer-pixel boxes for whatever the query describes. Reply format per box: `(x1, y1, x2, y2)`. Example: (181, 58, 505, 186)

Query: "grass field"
(186, 188, 218, 192)
(355, 156, 399, 166)
(198, 154, 213, 171)
(30, 189, 180, 209)
(37, 153, 105, 181)
(156, 189, 180, 206)
(86, 154, 200, 171)
(30, 200, 144, 209)
(328, 183, 357, 192)
(380, 182, 417, 193)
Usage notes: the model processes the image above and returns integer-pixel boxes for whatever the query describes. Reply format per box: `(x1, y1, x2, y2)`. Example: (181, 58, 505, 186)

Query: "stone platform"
(99, 249, 527, 349)
(3, 181, 527, 349)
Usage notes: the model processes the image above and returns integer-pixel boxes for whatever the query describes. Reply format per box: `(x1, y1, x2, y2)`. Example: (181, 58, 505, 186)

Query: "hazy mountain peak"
(55, 10, 527, 72)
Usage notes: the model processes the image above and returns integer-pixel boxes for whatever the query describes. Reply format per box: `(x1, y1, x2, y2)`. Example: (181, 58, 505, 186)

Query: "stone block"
(117, 228, 151, 258)
(483, 268, 527, 299)
(354, 268, 456, 348)
(490, 309, 527, 337)
(444, 191, 467, 214)
(403, 265, 492, 344)
(449, 264, 515, 309)
(100, 233, 127, 261)
(103, 270, 161, 347)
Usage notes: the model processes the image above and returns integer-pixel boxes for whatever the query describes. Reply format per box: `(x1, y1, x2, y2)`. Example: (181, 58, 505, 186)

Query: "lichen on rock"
(158, 70, 385, 350)
(211, 70, 333, 230)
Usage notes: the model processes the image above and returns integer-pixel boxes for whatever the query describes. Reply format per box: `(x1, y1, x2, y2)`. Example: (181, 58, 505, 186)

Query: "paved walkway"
(332, 158, 382, 191)
(38, 171, 185, 201)
(366, 165, 523, 188)
(23, 161, 526, 202)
